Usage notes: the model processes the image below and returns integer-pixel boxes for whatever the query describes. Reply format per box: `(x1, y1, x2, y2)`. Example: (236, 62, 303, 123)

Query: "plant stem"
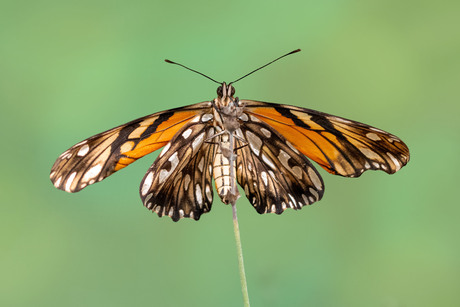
(232, 203, 250, 307)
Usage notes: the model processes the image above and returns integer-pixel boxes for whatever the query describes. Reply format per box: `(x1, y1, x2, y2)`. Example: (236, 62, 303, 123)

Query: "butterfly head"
(217, 82, 235, 99)
(213, 82, 243, 132)
(215, 82, 239, 109)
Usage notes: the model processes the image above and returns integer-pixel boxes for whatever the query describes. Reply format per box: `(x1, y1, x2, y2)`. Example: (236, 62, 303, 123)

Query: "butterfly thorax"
(211, 82, 243, 204)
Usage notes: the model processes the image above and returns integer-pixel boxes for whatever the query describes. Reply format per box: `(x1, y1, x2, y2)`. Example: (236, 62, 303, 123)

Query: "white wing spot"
(83, 164, 102, 182)
(288, 194, 296, 206)
(235, 128, 244, 139)
(179, 209, 184, 218)
(77, 144, 89, 156)
(260, 128, 271, 138)
(159, 152, 180, 184)
(271, 204, 276, 212)
(144, 194, 153, 207)
(54, 176, 62, 188)
(249, 115, 261, 122)
(196, 184, 203, 206)
(366, 132, 381, 141)
(307, 168, 322, 190)
(291, 166, 303, 180)
(261, 153, 276, 169)
(192, 132, 205, 151)
(246, 131, 262, 156)
(207, 127, 215, 138)
(331, 117, 352, 124)
(205, 184, 212, 202)
(142, 172, 154, 196)
(359, 148, 380, 160)
(202, 114, 213, 122)
(302, 194, 309, 205)
(198, 156, 204, 172)
(158, 169, 168, 184)
(239, 113, 249, 121)
(191, 115, 201, 123)
(309, 188, 319, 201)
(261, 171, 268, 186)
(159, 142, 171, 158)
(182, 128, 193, 139)
(278, 150, 291, 170)
(183, 174, 191, 190)
(386, 152, 401, 171)
(65, 172, 77, 192)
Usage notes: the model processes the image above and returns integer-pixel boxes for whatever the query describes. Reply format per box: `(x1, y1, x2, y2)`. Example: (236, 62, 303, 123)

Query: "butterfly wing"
(50, 101, 212, 193)
(235, 116, 324, 215)
(140, 114, 217, 222)
(242, 100, 410, 177)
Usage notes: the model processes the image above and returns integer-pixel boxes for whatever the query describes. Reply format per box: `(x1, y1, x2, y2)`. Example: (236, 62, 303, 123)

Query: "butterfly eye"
(217, 86, 223, 97)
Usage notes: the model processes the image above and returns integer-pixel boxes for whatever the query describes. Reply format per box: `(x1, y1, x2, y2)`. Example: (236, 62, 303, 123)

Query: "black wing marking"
(235, 114, 324, 215)
(50, 102, 211, 193)
(242, 100, 410, 177)
(140, 114, 217, 222)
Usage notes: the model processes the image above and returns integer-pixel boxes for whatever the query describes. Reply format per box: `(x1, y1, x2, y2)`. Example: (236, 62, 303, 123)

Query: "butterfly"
(50, 49, 409, 222)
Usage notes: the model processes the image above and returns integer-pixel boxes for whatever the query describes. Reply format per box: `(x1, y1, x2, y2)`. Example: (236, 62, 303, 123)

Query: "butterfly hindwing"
(235, 114, 324, 215)
(50, 102, 211, 193)
(140, 113, 217, 221)
(242, 100, 410, 177)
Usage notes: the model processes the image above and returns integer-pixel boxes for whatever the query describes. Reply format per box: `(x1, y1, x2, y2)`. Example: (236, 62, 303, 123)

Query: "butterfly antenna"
(229, 49, 301, 85)
(165, 59, 221, 84)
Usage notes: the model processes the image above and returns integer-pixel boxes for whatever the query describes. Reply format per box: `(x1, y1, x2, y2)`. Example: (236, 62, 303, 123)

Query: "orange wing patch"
(115, 110, 199, 170)
(243, 100, 409, 177)
(50, 102, 211, 193)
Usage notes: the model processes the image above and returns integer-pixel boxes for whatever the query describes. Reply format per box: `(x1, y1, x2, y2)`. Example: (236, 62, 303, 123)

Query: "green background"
(1, 0, 459, 306)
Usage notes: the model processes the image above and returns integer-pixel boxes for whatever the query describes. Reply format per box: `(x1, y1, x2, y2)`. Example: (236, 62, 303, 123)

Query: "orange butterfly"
(50, 50, 409, 221)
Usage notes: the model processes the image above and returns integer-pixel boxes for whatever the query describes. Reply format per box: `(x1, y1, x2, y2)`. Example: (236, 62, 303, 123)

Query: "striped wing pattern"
(139, 113, 217, 221)
(243, 100, 409, 178)
(50, 102, 210, 193)
(235, 114, 324, 215)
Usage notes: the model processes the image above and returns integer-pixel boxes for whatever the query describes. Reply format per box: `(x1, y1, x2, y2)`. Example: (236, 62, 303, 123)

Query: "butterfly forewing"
(243, 100, 409, 177)
(140, 113, 216, 221)
(235, 114, 324, 215)
(50, 102, 211, 193)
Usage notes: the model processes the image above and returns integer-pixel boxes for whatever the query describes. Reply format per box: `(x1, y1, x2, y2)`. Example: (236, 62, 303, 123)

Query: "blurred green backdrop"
(1, 0, 459, 306)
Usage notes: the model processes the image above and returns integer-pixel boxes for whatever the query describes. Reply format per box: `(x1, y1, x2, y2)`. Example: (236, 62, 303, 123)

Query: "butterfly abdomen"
(213, 133, 240, 204)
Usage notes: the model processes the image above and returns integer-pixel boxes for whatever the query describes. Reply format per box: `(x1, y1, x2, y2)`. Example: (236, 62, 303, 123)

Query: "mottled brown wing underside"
(50, 102, 211, 193)
(243, 100, 410, 177)
(236, 114, 324, 215)
(139, 113, 217, 221)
